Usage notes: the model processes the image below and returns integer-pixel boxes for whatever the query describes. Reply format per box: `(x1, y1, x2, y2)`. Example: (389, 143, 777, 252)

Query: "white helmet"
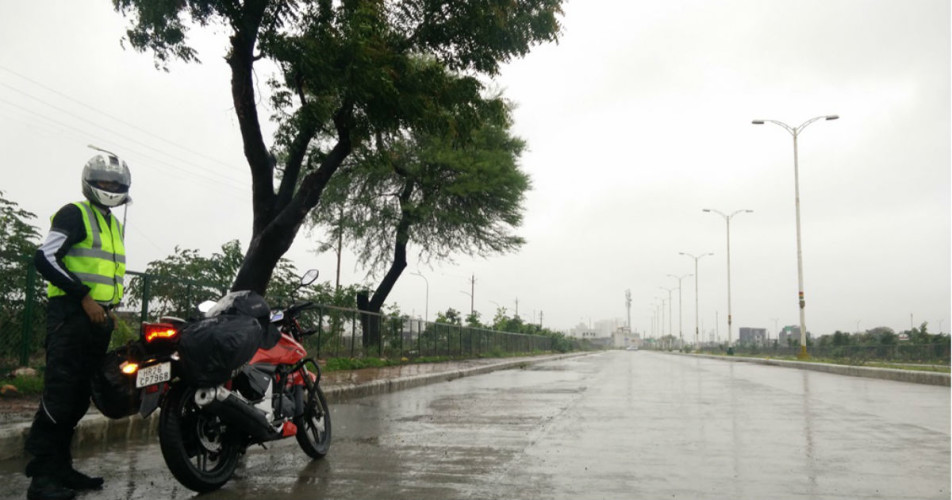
(82, 153, 132, 207)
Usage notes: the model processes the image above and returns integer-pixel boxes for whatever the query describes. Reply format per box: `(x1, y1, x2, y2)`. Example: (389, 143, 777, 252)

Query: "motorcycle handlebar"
(285, 301, 316, 317)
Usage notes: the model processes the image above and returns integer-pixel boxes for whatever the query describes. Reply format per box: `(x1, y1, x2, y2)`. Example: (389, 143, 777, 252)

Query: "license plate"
(136, 362, 171, 388)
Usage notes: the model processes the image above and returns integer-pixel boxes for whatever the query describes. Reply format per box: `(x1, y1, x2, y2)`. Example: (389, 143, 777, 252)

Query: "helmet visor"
(91, 180, 129, 194)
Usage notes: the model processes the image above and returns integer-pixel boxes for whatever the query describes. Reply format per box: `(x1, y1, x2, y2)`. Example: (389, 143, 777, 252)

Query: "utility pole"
(469, 274, 475, 317)
(515, 297, 519, 318)
(625, 289, 632, 331)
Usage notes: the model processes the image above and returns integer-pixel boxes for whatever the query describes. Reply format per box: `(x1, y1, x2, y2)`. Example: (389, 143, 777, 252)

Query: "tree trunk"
(358, 180, 415, 349)
(225, 0, 354, 295)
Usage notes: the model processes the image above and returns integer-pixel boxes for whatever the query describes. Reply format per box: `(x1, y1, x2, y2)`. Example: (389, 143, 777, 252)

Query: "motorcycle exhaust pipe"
(194, 387, 281, 441)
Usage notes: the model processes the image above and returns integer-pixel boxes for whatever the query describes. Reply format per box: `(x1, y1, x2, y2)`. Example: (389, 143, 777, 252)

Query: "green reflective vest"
(48, 201, 126, 305)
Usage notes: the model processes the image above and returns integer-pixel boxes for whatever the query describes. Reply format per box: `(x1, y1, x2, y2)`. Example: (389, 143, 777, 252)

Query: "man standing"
(25, 150, 132, 500)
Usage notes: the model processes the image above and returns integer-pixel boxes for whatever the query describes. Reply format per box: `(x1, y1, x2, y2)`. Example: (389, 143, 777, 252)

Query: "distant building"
(570, 322, 601, 339)
(779, 325, 811, 345)
(738, 327, 767, 345)
(612, 326, 631, 348)
(779, 325, 798, 344)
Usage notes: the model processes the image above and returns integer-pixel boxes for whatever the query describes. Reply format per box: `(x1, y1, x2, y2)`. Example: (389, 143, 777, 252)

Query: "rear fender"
(139, 383, 167, 418)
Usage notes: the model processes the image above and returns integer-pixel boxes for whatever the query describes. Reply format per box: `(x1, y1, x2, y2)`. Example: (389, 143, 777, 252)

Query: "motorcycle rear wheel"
(295, 384, 331, 458)
(159, 384, 242, 492)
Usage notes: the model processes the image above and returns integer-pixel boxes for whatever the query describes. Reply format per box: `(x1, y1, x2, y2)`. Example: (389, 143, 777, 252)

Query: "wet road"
(0, 351, 948, 499)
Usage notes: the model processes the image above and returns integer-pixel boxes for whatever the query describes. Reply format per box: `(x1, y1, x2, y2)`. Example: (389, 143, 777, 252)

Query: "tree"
(113, 0, 563, 296)
(308, 94, 528, 346)
(126, 239, 302, 318)
(465, 311, 483, 328)
(434, 307, 462, 326)
(0, 191, 41, 301)
(0, 191, 44, 360)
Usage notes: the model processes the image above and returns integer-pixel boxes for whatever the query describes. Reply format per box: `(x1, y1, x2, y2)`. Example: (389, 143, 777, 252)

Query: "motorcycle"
(113, 270, 331, 492)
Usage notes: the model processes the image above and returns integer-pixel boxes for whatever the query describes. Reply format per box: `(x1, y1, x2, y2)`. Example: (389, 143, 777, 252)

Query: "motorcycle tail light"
(144, 323, 179, 343)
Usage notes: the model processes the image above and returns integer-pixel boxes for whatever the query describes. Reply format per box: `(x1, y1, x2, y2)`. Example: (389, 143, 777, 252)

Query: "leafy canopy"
(113, 0, 563, 295)
(309, 93, 529, 276)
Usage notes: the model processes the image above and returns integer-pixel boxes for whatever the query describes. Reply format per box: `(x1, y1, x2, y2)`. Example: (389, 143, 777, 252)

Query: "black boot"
(57, 467, 104, 491)
(26, 476, 75, 500)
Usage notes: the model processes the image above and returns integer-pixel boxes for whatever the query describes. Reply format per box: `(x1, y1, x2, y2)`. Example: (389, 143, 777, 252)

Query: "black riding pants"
(24, 298, 113, 477)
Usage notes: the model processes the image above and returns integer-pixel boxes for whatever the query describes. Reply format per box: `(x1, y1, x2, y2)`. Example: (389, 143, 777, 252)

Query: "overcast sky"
(1, 0, 949, 340)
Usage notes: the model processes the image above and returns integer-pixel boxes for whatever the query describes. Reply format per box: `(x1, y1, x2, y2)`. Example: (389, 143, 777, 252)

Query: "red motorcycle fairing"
(289, 368, 317, 387)
(249, 332, 307, 366)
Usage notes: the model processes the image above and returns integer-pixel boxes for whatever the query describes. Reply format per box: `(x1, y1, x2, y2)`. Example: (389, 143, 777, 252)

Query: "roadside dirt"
(0, 394, 40, 425)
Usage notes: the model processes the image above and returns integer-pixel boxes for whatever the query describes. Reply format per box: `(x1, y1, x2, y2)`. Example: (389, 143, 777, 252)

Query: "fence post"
(139, 274, 151, 324)
(350, 311, 356, 358)
(316, 307, 324, 359)
(378, 313, 384, 358)
(20, 263, 36, 367)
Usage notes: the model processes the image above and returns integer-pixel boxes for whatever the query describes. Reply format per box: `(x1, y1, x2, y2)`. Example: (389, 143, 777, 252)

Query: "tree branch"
(227, 0, 274, 236)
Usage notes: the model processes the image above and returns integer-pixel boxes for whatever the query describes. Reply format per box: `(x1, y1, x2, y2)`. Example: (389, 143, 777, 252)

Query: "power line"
(0, 82, 250, 191)
(0, 96, 250, 198)
(0, 65, 241, 172)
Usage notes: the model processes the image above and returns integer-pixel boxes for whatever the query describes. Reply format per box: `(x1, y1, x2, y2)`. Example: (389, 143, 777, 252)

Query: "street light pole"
(660, 287, 675, 349)
(680, 252, 713, 351)
(753, 114, 838, 359)
(667, 274, 692, 351)
(411, 271, 429, 323)
(703, 208, 753, 354)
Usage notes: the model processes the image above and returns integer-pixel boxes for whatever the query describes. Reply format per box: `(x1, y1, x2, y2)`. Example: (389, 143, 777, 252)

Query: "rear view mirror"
(301, 269, 319, 286)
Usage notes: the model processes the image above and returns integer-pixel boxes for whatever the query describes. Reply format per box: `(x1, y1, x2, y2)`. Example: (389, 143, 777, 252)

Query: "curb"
(681, 352, 950, 386)
(322, 357, 551, 402)
(0, 353, 587, 462)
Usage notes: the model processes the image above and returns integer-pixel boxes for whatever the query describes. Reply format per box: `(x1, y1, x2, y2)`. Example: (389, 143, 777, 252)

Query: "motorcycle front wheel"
(295, 384, 331, 458)
(158, 384, 242, 492)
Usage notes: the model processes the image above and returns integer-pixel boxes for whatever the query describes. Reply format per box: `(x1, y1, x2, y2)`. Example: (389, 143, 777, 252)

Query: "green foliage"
(126, 239, 307, 318)
(482, 307, 576, 353)
(816, 326, 950, 348)
(465, 310, 483, 328)
(125, 240, 239, 318)
(0, 191, 41, 283)
(323, 357, 394, 371)
(435, 307, 462, 325)
(309, 96, 529, 278)
(113, 0, 564, 295)
(8, 373, 44, 395)
(0, 191, 45, 361)
(108, 314, 139, 351)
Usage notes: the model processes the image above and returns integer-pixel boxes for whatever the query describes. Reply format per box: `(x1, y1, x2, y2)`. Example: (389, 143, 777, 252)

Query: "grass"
(5, 374, 44, 396)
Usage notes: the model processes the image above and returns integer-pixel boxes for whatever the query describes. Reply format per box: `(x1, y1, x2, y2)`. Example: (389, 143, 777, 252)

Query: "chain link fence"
(1, 261, 567, 373)
(302, 304, 556, 360)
